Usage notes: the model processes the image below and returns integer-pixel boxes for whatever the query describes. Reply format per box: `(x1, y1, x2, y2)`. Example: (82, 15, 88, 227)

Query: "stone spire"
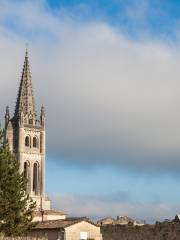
(14, 48, 36, 119)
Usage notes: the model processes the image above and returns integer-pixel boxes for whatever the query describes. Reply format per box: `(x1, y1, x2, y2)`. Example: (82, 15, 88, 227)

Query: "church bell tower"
(4, 49, 51, 210)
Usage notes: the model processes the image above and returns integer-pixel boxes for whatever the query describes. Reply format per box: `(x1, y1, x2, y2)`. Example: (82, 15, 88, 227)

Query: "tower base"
(32, 195, 51, 210)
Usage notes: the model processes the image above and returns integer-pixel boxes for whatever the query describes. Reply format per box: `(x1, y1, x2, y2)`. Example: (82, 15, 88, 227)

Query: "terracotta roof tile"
(34, 217, 88, 229)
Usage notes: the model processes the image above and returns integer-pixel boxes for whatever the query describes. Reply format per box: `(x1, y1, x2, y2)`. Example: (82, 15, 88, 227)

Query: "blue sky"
(46, 0, 180, 40)
(1, 0, 180, 222)
(46, 155, 180, 203)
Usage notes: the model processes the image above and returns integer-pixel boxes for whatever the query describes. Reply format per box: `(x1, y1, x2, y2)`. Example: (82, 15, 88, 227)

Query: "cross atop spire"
(14, 48, 36, 119)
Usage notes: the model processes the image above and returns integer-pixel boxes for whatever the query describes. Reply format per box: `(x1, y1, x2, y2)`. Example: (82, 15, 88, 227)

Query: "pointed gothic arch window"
(33, 162, 39, 195)
(33, 136, 38, 148)
(29, 119, 33, 125)
(24, 161, 30, 192)
(25, 136, 30, 147)
(24, 162, 28, 179)
(29, 113, 33, 125)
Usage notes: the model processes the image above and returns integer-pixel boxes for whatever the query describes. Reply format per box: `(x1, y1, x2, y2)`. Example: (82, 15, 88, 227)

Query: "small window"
(80, 232, 88, 240)
(33, 137, 38, 148)
(29, 119, 33, 125)
(25, 136, 30, 147)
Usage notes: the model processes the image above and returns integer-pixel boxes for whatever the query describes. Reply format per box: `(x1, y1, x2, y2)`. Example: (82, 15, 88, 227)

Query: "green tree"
(0, 128, 36, 236)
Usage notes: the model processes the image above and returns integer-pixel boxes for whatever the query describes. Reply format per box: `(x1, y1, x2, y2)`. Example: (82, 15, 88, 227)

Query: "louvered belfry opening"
(33, 162, 38, 195)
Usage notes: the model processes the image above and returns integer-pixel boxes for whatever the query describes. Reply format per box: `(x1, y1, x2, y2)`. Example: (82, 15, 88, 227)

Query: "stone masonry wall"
(65, 221, 102, 240)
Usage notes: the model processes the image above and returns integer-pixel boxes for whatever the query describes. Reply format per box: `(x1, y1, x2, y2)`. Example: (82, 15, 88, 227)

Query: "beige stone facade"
(33, 210, 67, 222)
(65, 221, 102, 240)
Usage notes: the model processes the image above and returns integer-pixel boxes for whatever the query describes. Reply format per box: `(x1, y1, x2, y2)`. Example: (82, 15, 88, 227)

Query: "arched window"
(25, 136, 30, 147)
(33, 137, 38, 148)
(24, 161, 30, 192)
(24, 162, 28, 179)
(29, 119, 33, 125)
(33, 162, 38, 195)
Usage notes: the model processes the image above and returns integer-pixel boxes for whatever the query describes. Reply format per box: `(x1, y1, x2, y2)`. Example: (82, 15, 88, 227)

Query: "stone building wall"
(65, 221, 102, 240)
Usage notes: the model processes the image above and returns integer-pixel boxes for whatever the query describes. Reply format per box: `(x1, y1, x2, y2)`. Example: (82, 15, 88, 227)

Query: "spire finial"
(25, 43, 28, 58)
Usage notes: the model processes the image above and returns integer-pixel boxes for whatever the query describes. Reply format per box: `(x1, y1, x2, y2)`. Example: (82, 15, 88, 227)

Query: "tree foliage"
(0, 128, 36, 236)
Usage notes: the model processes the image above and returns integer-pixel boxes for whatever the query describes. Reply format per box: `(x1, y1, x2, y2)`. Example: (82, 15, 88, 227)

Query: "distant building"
(97, 217, 116, 226)
(173, 215, 180, 222)
(116, 216, 134, 225)
(97, 216, 145, 226)
(133, 220, 145, 226)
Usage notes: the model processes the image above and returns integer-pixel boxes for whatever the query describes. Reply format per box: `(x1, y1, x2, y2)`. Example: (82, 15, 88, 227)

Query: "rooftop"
(34, 217, 97, 230)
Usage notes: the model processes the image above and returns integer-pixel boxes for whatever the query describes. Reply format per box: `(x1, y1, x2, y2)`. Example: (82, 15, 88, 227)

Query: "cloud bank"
(0, 0, 180, 174)
(50, 192, 179, 223)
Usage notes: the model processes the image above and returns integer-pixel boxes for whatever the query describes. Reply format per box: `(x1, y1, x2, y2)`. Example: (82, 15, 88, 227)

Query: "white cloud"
(0, 0, 180, 172)
(50, 192, 178, 222)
